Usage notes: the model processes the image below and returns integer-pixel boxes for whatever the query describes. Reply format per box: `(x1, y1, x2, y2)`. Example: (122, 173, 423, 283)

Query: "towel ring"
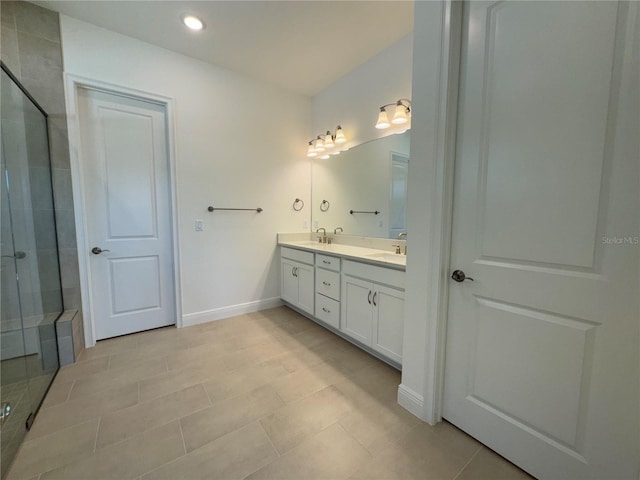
(293, 198, 304, 211)
(320, 200, 330, 212)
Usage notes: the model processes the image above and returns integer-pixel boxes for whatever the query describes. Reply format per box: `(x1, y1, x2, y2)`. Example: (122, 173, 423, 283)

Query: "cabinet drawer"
(281, 246, 314, 265)
(343, 260, 405, 290)
(315, 294, 340, 329)
(316, 254, 340, 272)
(315, 268, 340, 301)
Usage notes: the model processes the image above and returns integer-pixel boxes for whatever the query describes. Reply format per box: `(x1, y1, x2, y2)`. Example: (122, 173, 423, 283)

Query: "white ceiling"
(34, 1, 414, 96)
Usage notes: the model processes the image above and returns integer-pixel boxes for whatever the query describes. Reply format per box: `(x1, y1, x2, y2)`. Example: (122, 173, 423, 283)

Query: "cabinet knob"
(372, 292, 377, 306)
(368, 290, 372, 305)
(322, 281, 330, 286)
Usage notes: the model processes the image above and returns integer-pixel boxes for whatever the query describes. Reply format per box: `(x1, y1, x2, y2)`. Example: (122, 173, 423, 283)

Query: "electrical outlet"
(195, 219, 204, 231)
(303, 219, 309, 229)
(313, 220, 319, 229)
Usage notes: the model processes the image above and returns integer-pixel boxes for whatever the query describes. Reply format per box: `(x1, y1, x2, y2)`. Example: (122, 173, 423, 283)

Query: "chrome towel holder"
(207, 206, 263, 213)
(350, 209, 380, 215)
(293, 198, 304, 211)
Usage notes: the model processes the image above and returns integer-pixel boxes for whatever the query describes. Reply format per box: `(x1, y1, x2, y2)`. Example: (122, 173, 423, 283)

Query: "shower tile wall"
(1, 0, 84, 363)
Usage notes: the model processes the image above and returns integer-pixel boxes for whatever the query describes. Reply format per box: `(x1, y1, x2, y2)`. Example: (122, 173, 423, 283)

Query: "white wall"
(60, 16, 312, 328)
(311, 34, 413, 150)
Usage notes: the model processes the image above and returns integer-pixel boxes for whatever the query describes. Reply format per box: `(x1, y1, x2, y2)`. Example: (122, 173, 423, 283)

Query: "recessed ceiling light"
(182, 15, 204, 31)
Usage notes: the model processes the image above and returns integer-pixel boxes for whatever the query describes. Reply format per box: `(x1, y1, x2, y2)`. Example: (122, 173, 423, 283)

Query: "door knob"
(91, 247, 110, 255)
(452, 270, 474, 282)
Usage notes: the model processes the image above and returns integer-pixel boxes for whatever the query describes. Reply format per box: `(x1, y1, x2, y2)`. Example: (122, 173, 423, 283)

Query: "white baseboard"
(181, 297, 283, 328)
(398, 383, 426, 421)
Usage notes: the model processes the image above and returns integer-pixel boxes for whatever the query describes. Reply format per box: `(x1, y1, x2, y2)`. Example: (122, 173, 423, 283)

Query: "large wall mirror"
(311, 130, 410, 239)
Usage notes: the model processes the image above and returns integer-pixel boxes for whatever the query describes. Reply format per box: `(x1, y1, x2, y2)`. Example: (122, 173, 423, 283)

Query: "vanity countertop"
(278, 239, 406, 270)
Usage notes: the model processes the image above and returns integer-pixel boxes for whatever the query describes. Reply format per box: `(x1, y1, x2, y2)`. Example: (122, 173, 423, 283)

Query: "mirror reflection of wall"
(312, 130, 410, 239)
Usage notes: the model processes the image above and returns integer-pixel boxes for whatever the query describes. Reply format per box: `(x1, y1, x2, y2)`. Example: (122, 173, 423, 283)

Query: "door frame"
(64, 74, 183, 347)
(399, 0, 463, 424)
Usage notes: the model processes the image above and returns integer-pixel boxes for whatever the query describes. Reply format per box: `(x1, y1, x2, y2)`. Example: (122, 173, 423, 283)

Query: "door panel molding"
(474, 1, 618, 271)
(467, 297, 597, 451)
(64, 74, 182, 347)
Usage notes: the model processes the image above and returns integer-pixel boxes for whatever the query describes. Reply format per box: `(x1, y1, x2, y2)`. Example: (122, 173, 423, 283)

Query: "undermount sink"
(367, 252, 406, 264)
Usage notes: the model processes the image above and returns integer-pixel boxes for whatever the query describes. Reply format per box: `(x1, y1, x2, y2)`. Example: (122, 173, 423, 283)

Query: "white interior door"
(444, 2, 639, 479)
(389, 153, 409, 239)
(78, 88, 175, 340)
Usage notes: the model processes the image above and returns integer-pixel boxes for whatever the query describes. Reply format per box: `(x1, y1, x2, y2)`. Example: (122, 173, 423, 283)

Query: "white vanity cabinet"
(341, 260, 405, 364)
(314, 254, 341, 329)
(280, 247, 314, 315)
(278, 241, 405, 366)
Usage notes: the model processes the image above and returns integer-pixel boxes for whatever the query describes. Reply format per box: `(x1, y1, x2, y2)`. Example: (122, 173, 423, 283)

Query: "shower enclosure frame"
(1, 59, 64, 472)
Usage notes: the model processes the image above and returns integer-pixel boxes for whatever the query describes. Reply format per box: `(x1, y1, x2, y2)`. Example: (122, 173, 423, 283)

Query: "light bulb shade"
(375, 108, 390, 129)
(319, 154, 330, 160)
(307, 142, 317, 157)
(334, 126, 346, 144)
(330, 150, 341, 156)
(323, 131, 334, 149)
(314, 138, 325, 153)
(391, 103, 410, 124)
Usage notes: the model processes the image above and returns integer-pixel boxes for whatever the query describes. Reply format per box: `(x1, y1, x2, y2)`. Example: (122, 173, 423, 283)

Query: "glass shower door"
(0, 161, 31, 477)
(1, 63, 63, 479)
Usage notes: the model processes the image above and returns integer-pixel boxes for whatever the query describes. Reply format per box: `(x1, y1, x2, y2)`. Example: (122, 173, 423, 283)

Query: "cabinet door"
(296, 263, 315, 315)
(372, 285, 404, 364)
(341, 276, 373, 345)
(281, 259, 298, 305)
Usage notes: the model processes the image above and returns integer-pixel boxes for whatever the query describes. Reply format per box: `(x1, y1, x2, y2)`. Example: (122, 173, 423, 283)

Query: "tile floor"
(6, 306, 532, 480)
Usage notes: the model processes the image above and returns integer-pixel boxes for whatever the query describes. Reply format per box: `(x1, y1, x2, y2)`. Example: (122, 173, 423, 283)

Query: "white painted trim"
(182, 297, 283, 328)
(63, 73, 183, 348)
(397, 384, 425, 419)
(401, 0, 462, 425)
(420, 0, 463, 425)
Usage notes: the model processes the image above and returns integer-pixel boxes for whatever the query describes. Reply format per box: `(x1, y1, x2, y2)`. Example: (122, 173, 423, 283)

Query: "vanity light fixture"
(306, 126, 347, 159)
(375, 108, 391, 129)
(306, 141, 317, 158)
(182, 14, 205, 31)
(375, 99, 411, 129)
(323, 131, 334, 149)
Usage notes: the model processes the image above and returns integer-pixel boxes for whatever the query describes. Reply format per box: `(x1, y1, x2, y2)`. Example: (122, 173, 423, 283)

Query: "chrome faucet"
(316, 228, 327, 244)
(398, 232, 407, 255)
(334, 227, 343, 234)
